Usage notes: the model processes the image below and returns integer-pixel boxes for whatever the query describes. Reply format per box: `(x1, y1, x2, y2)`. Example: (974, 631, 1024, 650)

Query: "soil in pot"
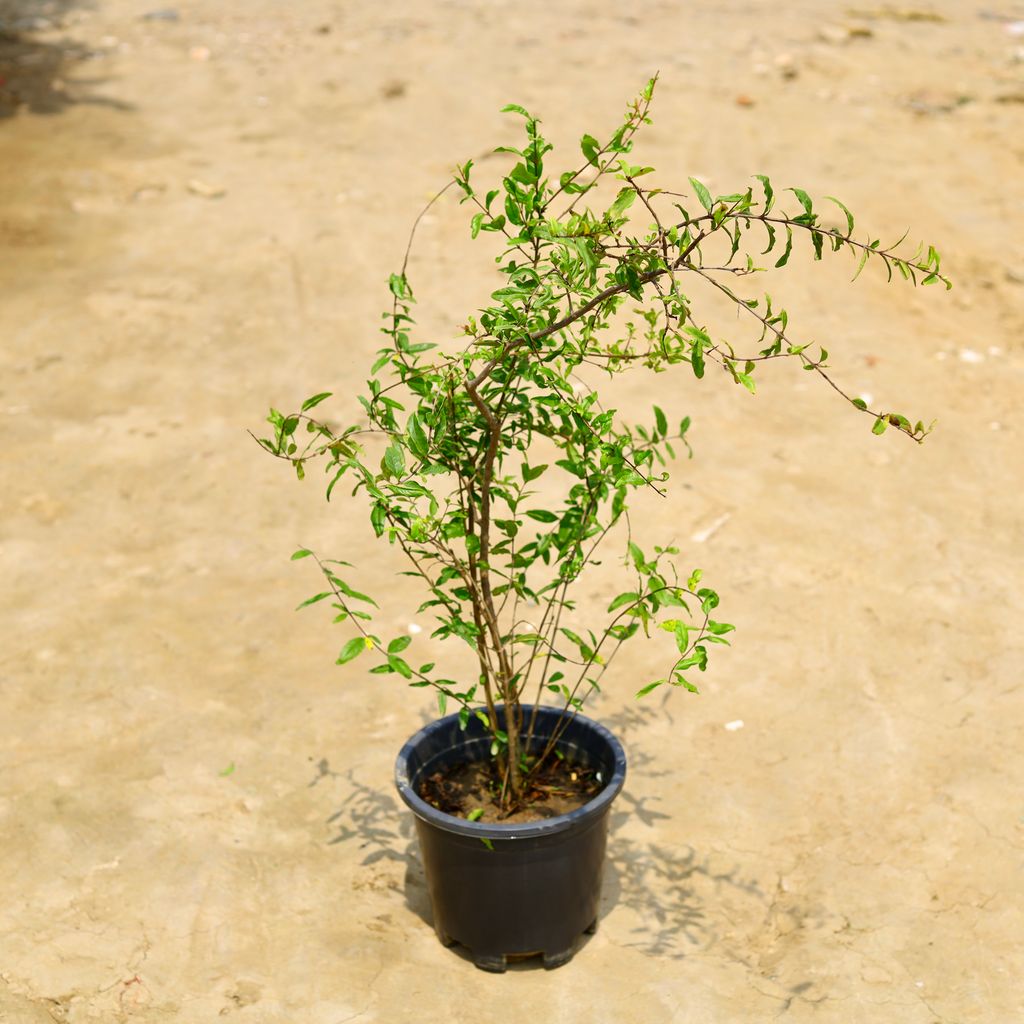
(417, 756, 604, 824)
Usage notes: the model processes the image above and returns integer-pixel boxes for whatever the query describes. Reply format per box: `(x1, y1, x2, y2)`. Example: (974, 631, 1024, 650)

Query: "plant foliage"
(257, 76, 947, 811)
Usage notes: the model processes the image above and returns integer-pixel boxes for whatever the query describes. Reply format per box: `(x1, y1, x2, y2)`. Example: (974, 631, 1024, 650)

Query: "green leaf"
(609, 187, 637, 220)
(501, 103, 530, 118)
(291, 549, 313, 560)
(826, 195, 855, 235)
(687, 568, 703, 590)
(388, 655, 413, 679)
(388, 635, 412, 654)
(526, 509, 559, 523)
(690, 336, 705, 379)
(754, 173, 774, 212)
(775, 226, 794, 268)
(852, 397, 868, 410)
(689, 177, 713, 213)
(330, 577, 378, 607)
(653, 405, 667, 437)
(636, 679, 665, 699)
(735, 372, 756, 394)
(509, 162, 536, 186)
(872, 416, 888, 435)
(852, 246, 870, 282)
(467, 808, 484, 822)
(407, 413, 429, 460)
(384, 444, 405, 477)
(789, 187, 814, 217)
(504, 193, 523, 226)
(296, 592, 331, 610)
(707, 620, 735, 635)
(608, 592, 640, 613)
(470, 212, 485, 239)
(301, 392, 332, 412)
(673, 622, 690, 652)
(628, 541, 645, 569)
(337, 637, 366, 664)
(580, 133, 600, 166)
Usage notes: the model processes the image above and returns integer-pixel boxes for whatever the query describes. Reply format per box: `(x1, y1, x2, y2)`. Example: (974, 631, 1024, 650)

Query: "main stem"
(465, 373, 522, 804)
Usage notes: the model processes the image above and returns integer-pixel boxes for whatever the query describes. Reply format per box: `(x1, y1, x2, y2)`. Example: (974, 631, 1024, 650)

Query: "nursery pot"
(395, 704, 626, 972)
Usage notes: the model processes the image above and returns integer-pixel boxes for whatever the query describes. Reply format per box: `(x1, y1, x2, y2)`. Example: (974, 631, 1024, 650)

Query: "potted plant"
(257, 76, 948, 971)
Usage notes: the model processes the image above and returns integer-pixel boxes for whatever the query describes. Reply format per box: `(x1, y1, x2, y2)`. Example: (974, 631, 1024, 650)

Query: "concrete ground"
(1, 0, 1022, 1020)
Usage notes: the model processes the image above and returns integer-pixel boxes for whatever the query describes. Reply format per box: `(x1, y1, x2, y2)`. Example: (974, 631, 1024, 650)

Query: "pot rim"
(394, 705, 627, 840)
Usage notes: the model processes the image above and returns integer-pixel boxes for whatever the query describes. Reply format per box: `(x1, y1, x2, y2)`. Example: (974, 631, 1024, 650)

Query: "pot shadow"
(317, 700, 758, 970)
(317, 713, 828, 996)
(319, 761, 755, 971)
(0, 0, 131, 119)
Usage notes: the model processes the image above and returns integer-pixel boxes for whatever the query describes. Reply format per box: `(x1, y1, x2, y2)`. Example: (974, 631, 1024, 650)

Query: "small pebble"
(819, 24, 851, 44)
(775, 53, 798, 80)
(958, 348, 983, 363)
(187, 179, 226, 199)
(724, 720, 744, 732)
(407, 622, 422, 635)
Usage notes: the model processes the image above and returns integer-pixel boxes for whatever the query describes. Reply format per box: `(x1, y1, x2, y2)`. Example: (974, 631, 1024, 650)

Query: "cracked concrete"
(2, 0, 1023, 1020)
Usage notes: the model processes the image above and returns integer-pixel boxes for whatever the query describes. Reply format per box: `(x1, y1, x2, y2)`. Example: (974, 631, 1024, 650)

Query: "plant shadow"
(0, 1, 130, 119)
(323, 767, 432, 926)
(603, 815, 765, 959)
(320, 757, 766, 971)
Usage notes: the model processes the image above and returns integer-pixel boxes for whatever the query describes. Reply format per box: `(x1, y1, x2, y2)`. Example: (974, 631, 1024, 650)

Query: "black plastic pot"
(395, 704, 626, 972)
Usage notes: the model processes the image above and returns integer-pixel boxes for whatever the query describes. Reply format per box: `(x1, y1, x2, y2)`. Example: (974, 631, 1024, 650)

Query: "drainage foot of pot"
(542, 947, 576, 970)
(584, 917, 598, 935)
(473, 953, 508, 973)
(433, 923, 455, 948)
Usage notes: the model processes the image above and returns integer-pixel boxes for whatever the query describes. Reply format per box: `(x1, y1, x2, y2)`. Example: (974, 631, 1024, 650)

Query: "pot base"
(438, 915, 599, 972)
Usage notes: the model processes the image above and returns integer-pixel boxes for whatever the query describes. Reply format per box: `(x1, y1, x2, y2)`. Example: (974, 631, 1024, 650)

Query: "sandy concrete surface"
(1, 0, 1022, 1020)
